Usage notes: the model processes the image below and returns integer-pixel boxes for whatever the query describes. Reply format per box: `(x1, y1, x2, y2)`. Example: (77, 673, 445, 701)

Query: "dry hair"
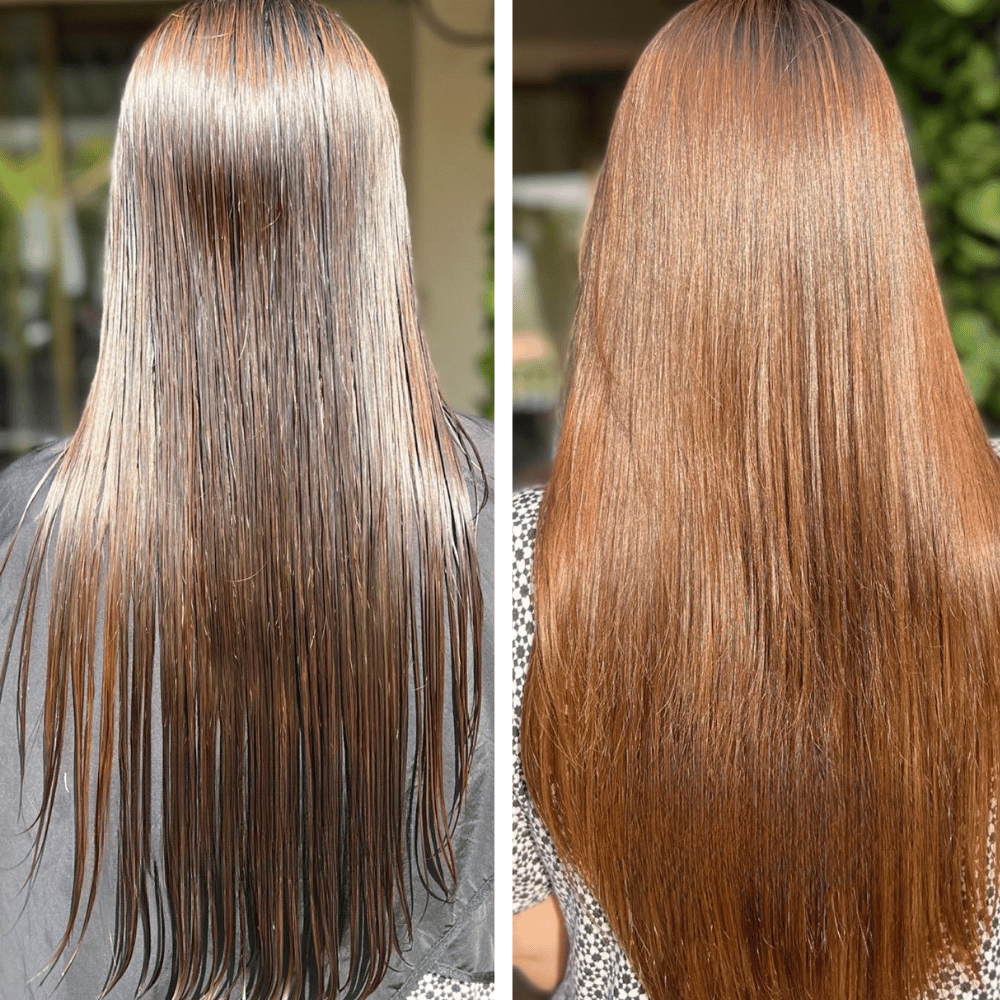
(522, 1, 1000, 998)
(0, 1, 483, 997)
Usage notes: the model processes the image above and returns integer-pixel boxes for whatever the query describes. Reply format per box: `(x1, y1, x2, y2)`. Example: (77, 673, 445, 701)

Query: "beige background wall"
(410, 0, 493, 415)
(334, 0, 493, 415)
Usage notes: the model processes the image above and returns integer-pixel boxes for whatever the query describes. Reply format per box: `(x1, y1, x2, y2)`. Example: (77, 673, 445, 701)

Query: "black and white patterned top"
(512, 487, 1000, 999)
(409, 975, 492, 1000)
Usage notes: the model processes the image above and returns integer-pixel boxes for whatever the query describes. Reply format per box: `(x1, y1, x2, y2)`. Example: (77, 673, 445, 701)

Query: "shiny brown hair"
(522, 2, 1000, 998)
(0, 1, 483, 997)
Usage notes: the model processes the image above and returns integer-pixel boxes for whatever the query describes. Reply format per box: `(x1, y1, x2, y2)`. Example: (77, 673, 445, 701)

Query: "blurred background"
(512, 0, 1000, 489)
(0, 0, 493, 467)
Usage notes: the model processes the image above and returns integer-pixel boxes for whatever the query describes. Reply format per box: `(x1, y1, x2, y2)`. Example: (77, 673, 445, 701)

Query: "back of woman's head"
(1, 1, 483, 997)
(522, 1, 1000, 998)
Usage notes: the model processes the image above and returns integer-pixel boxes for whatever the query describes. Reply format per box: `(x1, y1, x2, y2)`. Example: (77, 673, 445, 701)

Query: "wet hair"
(1, 1, 483, 997)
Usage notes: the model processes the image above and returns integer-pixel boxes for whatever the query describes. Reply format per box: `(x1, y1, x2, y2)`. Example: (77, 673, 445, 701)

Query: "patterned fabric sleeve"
(511, 488, 554, 913)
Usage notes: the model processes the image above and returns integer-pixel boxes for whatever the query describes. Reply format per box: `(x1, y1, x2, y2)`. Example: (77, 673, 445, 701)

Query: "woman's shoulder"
(0, 440, 67, 543)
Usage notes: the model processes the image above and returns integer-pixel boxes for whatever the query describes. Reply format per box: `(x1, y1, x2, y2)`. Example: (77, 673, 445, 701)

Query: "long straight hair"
(0, 2, 483, 997)
(522, 2, 1000, 999)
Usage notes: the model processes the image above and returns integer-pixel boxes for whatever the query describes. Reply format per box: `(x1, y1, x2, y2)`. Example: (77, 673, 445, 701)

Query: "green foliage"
(956, 179, 1000, 240)
(0, 153, 47, 211)
(952, 309, 1000, 404)
(934, 0, 994, 15)
(864, 0, 1000, 416)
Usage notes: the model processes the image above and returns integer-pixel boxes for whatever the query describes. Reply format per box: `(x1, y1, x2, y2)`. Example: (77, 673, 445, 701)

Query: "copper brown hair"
(522, 1, 1000, 999)
(0, 1, 483, 997)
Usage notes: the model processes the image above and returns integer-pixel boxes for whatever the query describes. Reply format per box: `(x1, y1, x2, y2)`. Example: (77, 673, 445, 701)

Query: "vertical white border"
(492, 0, 514, 993)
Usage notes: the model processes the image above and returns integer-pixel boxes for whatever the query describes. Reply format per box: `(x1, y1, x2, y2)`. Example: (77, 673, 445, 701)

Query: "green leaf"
(951, 122, 998, 158)
(956, 309, 1000, 406)
(922, 181, 947, 208)
(984, 384, 1000, 417)
(932, 233, 956, 266)
(973, 79, 1000, 110)
(956, 180, 1000, 240)
(952, 308, 999, 358)
(69, 134, 113, 173)
(943, 277, 979, 306)
(984, 280, 1000, 323)
(938, 156, 972, 189)
(917, 110, 948, 157)
(962, 356, 995, 403)
(947, 123, 1000, 182)
(956, 232, 1000, 268)
(0, 158, 17, 209)
(0, 154, 48, 211)
(959, 43, 999, 84)
(933, 0, 992, 18)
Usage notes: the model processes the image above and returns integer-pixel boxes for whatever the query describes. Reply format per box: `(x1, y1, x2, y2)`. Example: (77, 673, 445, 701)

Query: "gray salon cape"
(0, 415, 494, 999)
